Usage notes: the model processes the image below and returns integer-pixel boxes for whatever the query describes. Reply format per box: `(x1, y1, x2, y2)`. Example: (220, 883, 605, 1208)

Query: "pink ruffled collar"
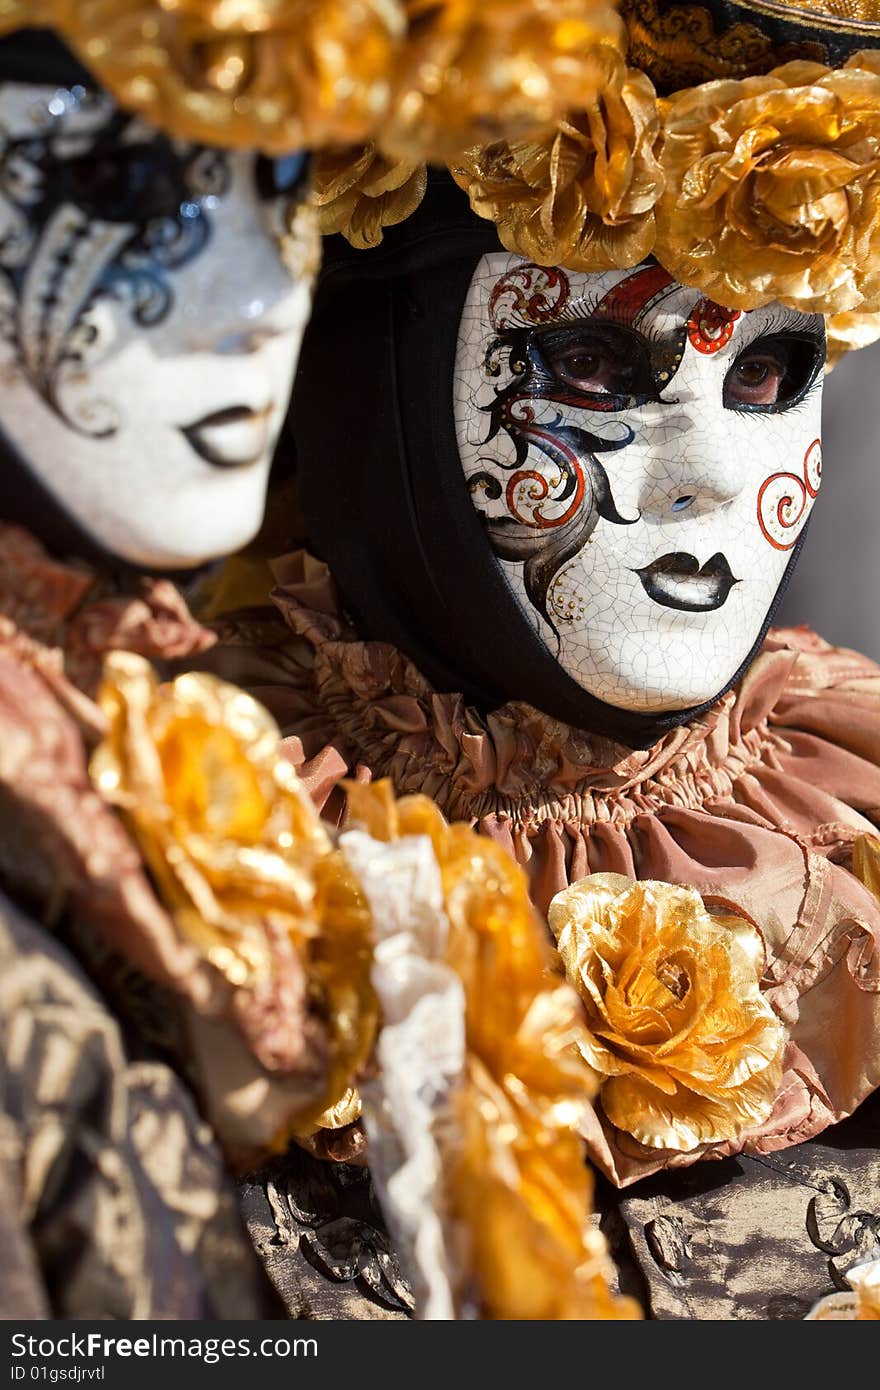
(0, 522, 215, 695)
(269, 549, 806, 830)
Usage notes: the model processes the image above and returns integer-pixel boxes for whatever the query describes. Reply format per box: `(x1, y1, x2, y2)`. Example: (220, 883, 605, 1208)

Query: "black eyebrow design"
(536, 293, 674, 351)
(538, 290, 602, 324)
(732, 305, 826, 354)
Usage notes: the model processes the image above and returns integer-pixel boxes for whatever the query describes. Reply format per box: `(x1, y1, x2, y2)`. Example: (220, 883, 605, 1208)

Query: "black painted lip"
(181, 404, 272, 468)
(634, 551, 739, 612)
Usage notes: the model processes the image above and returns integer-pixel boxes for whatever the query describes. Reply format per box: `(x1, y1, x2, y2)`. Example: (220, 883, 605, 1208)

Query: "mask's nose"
(634, 408, 748, 519)
(175, 152, 312, 355)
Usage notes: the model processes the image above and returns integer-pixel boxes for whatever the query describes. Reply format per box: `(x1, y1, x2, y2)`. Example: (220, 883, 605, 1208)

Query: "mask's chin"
(69, 502, 266, 574)
(81, 492, 267, 571)
(579, 669, 741, 715)
(0, 435, 266, 575)
(556, 618, 763, 715)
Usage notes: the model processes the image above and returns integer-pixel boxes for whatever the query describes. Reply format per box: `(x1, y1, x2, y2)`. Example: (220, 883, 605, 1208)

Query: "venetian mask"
(454, 254, 825, 713)
(0, 77, 317, 568)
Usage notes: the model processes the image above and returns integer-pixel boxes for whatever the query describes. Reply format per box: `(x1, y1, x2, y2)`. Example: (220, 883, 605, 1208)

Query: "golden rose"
(345, 781, 640, 1320)
(548, 873, 786, 1152)
(382, 0, 626, 162)
(656, 54, 880, 314)
(451, 45, 662, 272)
(6, 0, 403, 154)
(91, 652, 378, 1134)
(3, 0, 624, 161)
(311, 144, 426, 249)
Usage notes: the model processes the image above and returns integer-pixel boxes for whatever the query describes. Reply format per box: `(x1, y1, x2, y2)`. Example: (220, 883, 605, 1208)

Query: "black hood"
(0, 29, 94, 87)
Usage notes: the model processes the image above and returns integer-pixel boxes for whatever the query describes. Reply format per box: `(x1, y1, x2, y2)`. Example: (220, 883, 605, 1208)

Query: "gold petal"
(312, 144, 427, 249)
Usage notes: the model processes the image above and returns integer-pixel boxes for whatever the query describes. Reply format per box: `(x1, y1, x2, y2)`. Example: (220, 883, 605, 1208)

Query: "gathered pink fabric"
(208, 549, 880, 1185)
(0, 522, 216, 695)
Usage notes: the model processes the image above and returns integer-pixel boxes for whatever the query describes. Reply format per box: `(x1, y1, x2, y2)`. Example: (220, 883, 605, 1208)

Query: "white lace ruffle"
(340, 829, 466, 1320)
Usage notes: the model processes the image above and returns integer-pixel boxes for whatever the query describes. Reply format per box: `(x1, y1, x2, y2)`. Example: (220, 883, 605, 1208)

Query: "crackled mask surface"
(0, 82, 317, 567)
(454, 254, 826, 713)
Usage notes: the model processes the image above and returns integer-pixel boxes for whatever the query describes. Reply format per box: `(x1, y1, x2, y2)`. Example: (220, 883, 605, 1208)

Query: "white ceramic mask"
(0, 83, 317, 567)
(454, 253, 826, 713)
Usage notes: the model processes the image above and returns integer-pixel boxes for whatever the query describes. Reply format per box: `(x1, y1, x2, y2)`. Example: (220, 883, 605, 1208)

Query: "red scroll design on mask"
(687, 300, 742, 354)
(804, 437, 822, 498)
(592, 263, 674, 326)
(757, 438, 822, 550)
(503, 408, 587, 529)
(488, 263, 569, 331)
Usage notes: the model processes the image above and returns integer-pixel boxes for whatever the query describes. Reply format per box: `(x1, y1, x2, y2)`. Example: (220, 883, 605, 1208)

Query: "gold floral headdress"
(311, 0, 880, 360)
(0, 0, 623, 159)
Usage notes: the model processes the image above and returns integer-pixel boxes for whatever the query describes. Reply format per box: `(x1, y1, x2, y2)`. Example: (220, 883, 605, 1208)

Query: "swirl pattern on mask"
(0, 85, 229, 436)
(757, 438, 823, 550)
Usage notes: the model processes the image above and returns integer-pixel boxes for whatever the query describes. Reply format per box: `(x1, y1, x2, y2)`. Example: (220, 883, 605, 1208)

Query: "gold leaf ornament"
(549, 873, 786, 1153)
(451, 44, 664, 271)
(311, 143, 427, 248)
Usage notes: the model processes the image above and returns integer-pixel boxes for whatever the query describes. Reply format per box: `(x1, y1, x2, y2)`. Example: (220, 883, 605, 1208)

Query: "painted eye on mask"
(47, 139, 211, 224)
(723, 332, 824, 412)
(536, 323, 654, 402)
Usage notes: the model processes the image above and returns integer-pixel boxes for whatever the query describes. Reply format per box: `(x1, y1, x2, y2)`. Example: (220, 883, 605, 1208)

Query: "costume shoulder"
(0, 890, 281, 1318)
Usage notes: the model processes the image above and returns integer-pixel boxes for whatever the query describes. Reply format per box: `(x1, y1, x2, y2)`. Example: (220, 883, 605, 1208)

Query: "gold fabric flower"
(656, 54, 880, 314)
(346, 781, 640, 1320)
(91, 652, 378, 1134)
(451, 45, 663, 271)
(548, 873, 786, 1153)
(311, 144, 426, 249)
(3, 0, 403, 154)
(382, 0, 626, 161)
